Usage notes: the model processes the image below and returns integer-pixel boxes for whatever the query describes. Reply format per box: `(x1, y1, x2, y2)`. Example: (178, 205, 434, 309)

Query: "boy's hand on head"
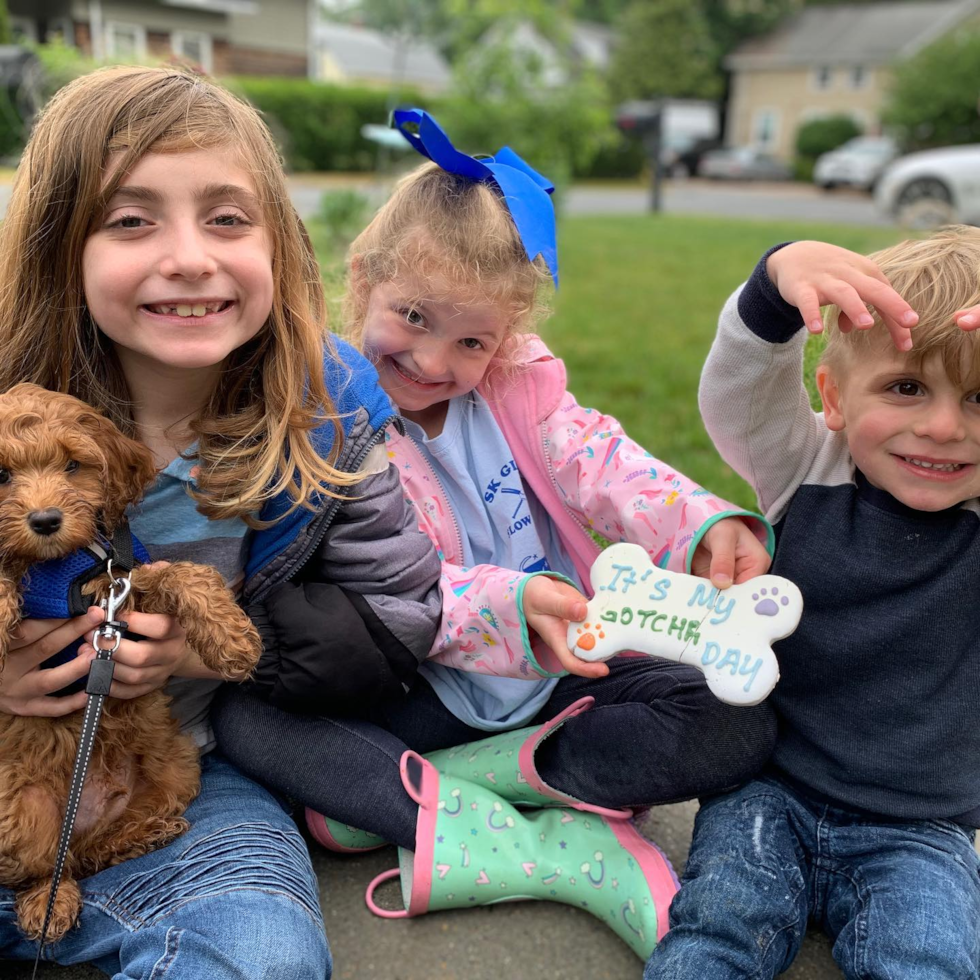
(766, 241, 919, 351)
(522, 575, 609, 679)
(955, 304, 980, 331)
(691, 518, 771, 589)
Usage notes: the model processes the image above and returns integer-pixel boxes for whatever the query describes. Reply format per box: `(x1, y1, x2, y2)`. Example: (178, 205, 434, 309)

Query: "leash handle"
(31, 570, 131, 976)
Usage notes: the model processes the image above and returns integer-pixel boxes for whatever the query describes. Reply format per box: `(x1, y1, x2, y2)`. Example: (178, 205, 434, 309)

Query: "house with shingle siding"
(725, 0, 980, 160)
(9, 0, 316, 78)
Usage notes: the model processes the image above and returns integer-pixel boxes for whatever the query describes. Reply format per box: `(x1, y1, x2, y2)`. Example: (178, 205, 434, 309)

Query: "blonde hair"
(344, 161, 552, 367)
(822, 225, 980, 389)
(0, 64, 360, 526)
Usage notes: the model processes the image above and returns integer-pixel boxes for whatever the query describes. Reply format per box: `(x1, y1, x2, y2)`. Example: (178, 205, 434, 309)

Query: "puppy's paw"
(17, 877, 82, 942)
(214, 621, 262, 680)
(106, 815, 190, 866)
(188, 607, 261, 681)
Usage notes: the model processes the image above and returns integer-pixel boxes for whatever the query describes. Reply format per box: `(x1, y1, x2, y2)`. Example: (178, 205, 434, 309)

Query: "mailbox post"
(616, 100, 664, 213)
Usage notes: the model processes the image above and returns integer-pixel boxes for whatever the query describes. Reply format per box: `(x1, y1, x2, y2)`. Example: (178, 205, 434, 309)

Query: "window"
(171, 31, 213, 72)
(752, 108, 780, 150)
(105, 22, 147, 61)
(849, 65, 869, 90)
(811, 65, 833, 91)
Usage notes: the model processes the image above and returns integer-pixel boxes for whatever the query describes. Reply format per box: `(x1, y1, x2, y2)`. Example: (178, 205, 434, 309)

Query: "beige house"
(725, 0, 980, 161)
(9, 0, 317, 77)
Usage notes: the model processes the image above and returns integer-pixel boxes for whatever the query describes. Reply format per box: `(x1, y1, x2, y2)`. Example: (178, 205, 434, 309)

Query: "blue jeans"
(212, 657, 776, 849)
(0, 755, 331, 979)
(644, 775, 980, 980)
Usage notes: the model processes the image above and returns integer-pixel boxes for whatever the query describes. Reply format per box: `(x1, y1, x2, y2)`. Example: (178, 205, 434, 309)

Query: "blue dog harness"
(22, 523, 150, 696)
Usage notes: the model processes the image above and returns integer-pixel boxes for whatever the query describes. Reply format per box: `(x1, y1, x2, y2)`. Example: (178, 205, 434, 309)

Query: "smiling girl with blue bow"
(213, 110, 777, 958)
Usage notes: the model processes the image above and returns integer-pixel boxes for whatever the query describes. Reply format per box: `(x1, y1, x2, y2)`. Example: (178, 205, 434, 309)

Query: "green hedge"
(231, 77, 435, 173)
(2, 55, 639, 180)
(234, 77, 637, 179)
(793, 114, 862, 182)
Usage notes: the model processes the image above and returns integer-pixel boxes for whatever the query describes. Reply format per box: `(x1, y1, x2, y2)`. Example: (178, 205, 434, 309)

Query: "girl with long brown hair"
(0, 65, 440, 977)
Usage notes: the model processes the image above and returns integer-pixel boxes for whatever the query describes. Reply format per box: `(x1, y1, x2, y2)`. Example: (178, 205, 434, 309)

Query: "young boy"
(645, 226, 980, 980)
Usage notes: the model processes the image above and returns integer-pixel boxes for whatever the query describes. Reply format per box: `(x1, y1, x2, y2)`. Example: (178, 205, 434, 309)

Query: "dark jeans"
(212, 657, 776, 850)
(644, 774, 980, 980)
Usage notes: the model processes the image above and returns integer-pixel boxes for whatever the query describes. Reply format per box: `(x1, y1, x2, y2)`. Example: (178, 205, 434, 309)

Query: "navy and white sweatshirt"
(701, 252, 980, 825)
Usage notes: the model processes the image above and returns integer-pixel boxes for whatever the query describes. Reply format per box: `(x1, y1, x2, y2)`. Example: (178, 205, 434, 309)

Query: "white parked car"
(814, 136, 899, 191)
(874, 145, 980, 227)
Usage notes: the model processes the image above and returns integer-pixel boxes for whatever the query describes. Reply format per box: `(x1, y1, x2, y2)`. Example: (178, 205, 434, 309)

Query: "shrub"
(794, 115, 861, 181)
(231, 77, 433, 172)
(795, 115, 862, 160)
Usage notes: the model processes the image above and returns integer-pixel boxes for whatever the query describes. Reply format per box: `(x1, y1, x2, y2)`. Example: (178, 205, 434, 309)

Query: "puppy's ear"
(86, 416, 159, 533)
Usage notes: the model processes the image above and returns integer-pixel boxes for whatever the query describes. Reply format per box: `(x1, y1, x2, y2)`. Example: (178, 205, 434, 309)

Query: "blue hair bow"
(391, 108, 559, 287)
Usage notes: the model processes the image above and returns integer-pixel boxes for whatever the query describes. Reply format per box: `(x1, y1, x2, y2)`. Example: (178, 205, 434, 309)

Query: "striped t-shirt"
(126, 451, 249, 753)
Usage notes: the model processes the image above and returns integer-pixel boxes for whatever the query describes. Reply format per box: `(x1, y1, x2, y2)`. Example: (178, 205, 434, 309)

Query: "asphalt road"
(284, 175, 889, 226)
(565, 179, 889, 225)
(0, 175, 889, 227)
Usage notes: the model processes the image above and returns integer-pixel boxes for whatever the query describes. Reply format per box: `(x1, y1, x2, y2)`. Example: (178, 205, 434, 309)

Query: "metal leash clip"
(84, 560, 132, 698)
(31, 560, 133, 977)
(94, 559, 132, 651)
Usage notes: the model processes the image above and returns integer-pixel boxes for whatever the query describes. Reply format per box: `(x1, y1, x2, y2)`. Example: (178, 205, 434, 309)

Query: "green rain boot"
(305, 810, 386, 853)
(307, 696, 609, 853)
(425, 695, 629, 819)
(365, 750, 678, 960)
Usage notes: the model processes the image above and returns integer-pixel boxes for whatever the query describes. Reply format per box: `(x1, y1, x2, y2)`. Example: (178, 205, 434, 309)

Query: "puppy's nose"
(28, 508, 63, 536)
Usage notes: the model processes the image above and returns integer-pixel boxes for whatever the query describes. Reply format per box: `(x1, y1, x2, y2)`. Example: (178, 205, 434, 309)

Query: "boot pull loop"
(400, 750, 428, 806)
(365, 869, 410, 918)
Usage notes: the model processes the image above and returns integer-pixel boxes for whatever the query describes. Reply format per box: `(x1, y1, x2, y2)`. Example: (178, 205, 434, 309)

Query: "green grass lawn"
(545, 213, 901, 510)
(311, 212, 903, 512)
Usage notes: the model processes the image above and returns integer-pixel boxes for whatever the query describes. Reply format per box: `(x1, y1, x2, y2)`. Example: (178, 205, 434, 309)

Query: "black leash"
(30, 563, 132, 977)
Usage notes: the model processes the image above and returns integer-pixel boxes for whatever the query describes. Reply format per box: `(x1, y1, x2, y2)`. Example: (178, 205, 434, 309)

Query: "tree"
(700, 0, 800, 66)
(331, 0, 568, 64)
(883, 29, 980, 149)
(0, 0, 12, 46)
(608, 0, 722, 101)
(608, 0, 800, 104)
(436, 25, 616, 196)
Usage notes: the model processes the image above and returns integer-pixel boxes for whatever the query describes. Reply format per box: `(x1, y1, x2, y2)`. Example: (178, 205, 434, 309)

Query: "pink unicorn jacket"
(385, 336, 771, 680)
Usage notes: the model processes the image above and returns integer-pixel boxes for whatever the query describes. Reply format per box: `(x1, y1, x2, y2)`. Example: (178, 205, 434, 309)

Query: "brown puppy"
(0, 384, 261, 941)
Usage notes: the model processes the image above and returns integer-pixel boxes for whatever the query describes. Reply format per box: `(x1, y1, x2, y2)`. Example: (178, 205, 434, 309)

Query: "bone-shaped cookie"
(566, 543, 802, 705)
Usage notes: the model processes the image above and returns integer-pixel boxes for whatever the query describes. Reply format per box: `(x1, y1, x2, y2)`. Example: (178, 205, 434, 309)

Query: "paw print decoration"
(566, 543, 803, 705)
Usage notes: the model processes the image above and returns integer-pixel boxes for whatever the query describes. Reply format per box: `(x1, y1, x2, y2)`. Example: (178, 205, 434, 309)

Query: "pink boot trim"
(517, 695, 631, 820)
(608, 819, 680, 942)
(305, 808, 386, 853)
(364, 750, 441, 919)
